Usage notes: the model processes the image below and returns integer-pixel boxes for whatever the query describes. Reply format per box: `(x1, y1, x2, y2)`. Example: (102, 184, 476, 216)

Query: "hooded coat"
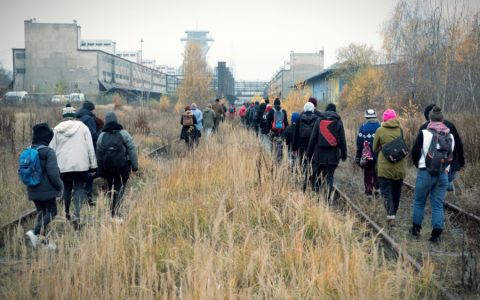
(306, 111, 347, 166)
(266, 104, 289, 135)
(76, 105, 98, 144)
(202, 107, 216, 129)
(27, 124, 63, 201)
(293, 111, 319, 152)
(49, 119, 98, 173)
(372, 119, 407, 180)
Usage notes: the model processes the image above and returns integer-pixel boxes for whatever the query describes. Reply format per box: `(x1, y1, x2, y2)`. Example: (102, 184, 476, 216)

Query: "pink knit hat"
(383, 109, 397, 122)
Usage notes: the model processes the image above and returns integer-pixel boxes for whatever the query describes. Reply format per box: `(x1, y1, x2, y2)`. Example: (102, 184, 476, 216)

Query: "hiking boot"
(72, 219, 80, 231)
(410, 224, 422, 238)
(429, 228, 442, 244)
(65, 213, 71, 222)
(26, 230, 38, 248)
(386, 216, 395, 227)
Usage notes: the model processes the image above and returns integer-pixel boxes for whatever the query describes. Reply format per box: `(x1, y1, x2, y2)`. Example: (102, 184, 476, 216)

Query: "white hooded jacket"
(49, 119, 97, 173)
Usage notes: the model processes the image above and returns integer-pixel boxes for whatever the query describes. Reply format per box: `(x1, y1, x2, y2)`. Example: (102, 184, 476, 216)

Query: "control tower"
(180, 30, 214, 60)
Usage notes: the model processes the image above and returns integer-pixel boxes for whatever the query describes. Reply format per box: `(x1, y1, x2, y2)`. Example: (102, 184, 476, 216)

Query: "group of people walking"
(21, 101, 138, 249)
(180, 98, 227, 148)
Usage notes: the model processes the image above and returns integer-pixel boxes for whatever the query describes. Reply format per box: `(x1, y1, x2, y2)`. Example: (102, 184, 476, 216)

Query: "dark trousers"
(33, 199, 57, 235)
(363, 162, 378, 195)
(84, 174, 94, 204)
(312, 164, 337, 196)
(61, 171, 88, 220)
(105, 166, 130, 217)
(378, 177, 403, 216)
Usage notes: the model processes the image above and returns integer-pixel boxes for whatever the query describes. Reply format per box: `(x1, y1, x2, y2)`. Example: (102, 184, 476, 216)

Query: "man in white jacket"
(49, 105, 97, 229)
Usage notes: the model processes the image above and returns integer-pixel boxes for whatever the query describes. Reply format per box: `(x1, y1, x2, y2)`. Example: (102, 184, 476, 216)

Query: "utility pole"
(140, 38, 144, 106)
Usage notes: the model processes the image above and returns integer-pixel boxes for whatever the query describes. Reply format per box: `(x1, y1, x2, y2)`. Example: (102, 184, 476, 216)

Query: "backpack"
(318, 118, 340, 147)
(100, 131, 127, 170)
(239, 107, 247, 117)
(18, 145, 46, 187)
(260, 111, 268, 128)
(299, 114, 316, 140)
(425, 129, 453, 175)
(271, 108, 285, 132)
(182, 112, 194, 126)
(360, 140, 374, 166)
(229, 106, 235, 113)
(381, 129, 408, 163)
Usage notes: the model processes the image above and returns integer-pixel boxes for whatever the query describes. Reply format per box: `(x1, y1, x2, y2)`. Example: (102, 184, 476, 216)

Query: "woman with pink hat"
(372, 109, 408, 226)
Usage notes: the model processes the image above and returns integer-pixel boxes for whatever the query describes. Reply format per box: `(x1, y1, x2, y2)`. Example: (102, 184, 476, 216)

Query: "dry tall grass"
(1, 127, 433, 299)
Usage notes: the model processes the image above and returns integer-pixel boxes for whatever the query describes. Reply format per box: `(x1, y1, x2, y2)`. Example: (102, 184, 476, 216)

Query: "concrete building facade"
(13, 20, 170, 100)
(304, 67, 346, 105)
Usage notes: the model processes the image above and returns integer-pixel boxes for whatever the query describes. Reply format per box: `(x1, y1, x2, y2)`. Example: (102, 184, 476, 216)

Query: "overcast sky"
(0, 0, 401, 80)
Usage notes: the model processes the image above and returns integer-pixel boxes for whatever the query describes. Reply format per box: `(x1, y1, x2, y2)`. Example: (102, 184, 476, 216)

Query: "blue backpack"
(18, 145, 46, 187)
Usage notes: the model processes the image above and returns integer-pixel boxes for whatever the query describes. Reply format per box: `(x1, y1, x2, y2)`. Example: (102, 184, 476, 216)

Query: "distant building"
(12, 20, 171, 100)
(115, 51, 142, 64)
(303, 66, 346, 105)
(214, 62, 235, 101)
(266, 50, 324, 98)
(235, 81, 268, 103)
(180, 30, 214, 61)
(80, 39, 116, 54)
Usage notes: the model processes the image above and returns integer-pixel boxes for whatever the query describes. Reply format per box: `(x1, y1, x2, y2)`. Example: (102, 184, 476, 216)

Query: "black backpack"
(318, 117, 340, 148)
(425, 129, 453, 175)
(299, 114, 317, 140)
(381, 129, 408, 163)
(100, 131, 127, 170)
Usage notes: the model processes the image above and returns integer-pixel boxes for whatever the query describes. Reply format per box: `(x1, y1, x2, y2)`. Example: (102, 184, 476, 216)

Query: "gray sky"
(0, 0, 400, 80)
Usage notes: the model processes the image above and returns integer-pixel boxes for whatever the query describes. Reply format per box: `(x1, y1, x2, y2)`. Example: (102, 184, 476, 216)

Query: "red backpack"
(318, 119, 339, 147)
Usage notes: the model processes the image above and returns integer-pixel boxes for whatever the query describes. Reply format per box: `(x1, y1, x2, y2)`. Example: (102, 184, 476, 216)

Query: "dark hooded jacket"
(306, 111, 347, 166)
(293, 111, 319, 153)
(76, 101, 98, 144)
(250, 103, 260, 128)
(27, 123, 63, 201)
(255, 104, 267, 133)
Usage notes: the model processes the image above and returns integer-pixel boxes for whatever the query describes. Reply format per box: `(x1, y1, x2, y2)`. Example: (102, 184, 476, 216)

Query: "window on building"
(104, 43, 111, 46)
(16, 68, 25, 74)
(15, 52, 26, 59)
(88, 43, 94, 46)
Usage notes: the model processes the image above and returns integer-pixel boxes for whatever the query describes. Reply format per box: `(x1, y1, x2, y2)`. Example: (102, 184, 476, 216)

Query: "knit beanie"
(83, 100, 95, 111)
(429, 106, 443, 122)
(308, 97, 318, 107)
(304, 102, 315, 112)
(364, 109, 377, 118)
(62, 105, 77, 118)
(273, 98, 281, 106)
(105, 111, 118, 124)
(383, 109, 397, 122)
(325, 103, 336, 112)
(291, 112, 300, 123)
(423, 104, 436, 121)
(32, 123, 53, 145)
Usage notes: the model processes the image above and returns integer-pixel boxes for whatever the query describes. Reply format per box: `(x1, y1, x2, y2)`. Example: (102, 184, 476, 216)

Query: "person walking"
(355, 109, 381, 200)
(421, 104, 464, 192)
(308, 97, 323, 118)
(180, 106, 198, 149)
(238, 103, 247, 125)
(202, 104, 216, 137)
(293, 102, 320, 191)
(410, 106, 454, 243)
(212, 99, 225, 132)
(266, 98, 289, 162)
(76, 101, 99, 206)
(258, 103, 271, 151)
(372, 109, 407, 226)
(50, 105, 97, 229)
(96, 112, 138, 220)
(24, 123, 63, 249)
(284, 112, 300, 165)
(228, 103, 236, 120)
(249, 101, 260, 133)
(306, 103, 347, 198)
(191, 103, 203, 136)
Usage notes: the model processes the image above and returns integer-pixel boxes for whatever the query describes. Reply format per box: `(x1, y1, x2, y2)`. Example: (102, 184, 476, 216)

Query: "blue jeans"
(412, 169, 448, 230)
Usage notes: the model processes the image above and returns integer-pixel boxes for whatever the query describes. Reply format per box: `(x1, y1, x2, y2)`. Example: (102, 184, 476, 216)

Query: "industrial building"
(214, 61, 235, 101)
(303, 66, 346, 105)
(265, 50, 324, 98)
(12, 20, 174, 101)
(235, 81, 268, 103)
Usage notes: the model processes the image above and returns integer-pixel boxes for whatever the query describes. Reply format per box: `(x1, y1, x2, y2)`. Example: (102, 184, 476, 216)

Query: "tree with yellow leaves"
(339, 67, 386, 112)
(176, 42, 214, 112)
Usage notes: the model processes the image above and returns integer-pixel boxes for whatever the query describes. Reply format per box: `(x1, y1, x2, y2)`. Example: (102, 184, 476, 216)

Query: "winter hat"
(62, 105, 77, 118)
(32, 123, 53, 145)
(83, 100, 95, 111)
(105, 111, 118, 124)
(308, 97, 318, 107)
(429, 106, 443, 122)
(383, 109, 397, 122)
(325, 103, 336, 112)
(364, 109, 377, 118)
(265, 104, 273, 112)
(423, 104, 436, 121)
(273, 98, 281, 106)
(304, 102, 315, 112)
(291, 112, 300, 123)
(191, 103, 197, 109)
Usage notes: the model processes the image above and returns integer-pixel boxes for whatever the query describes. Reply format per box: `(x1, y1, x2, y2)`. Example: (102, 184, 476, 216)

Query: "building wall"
(22, 21, 98, 95)
(308, 75, 345, 105)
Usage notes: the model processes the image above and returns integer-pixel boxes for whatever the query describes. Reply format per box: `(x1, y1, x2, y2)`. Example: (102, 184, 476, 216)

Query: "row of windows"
(16, 53, 26, 59)
(118, 53, 137, 57)
(82, 42, 112, 47)
(16, 68, 25, 74)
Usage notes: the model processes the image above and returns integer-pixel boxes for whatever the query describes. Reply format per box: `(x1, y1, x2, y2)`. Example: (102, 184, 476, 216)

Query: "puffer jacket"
(202, 108, 216, 129)
(49, 119, 98, 173)
(373, 119, 407, 180)
(27, 145, 63, 201)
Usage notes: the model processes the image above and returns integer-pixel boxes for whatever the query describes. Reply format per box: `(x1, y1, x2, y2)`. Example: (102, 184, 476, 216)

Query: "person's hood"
(55, 119, 83, 137)
(366, 118, 380, 124)
(105, 111, 118, 124)
(301, 112, 317, 124)
(203, 107, 213, 112)
(322, 111, 340, 120)
(32, 123, 53, 146)
(382, 119, 400, 128)
(76, 107, 94, 118)
(273, 105, 282, 111)
(102, 121, 123, 132)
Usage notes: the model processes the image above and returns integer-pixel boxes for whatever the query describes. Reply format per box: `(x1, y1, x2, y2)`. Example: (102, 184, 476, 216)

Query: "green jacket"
(202, 108, 216, 129)
(372, 119, 407, 180)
